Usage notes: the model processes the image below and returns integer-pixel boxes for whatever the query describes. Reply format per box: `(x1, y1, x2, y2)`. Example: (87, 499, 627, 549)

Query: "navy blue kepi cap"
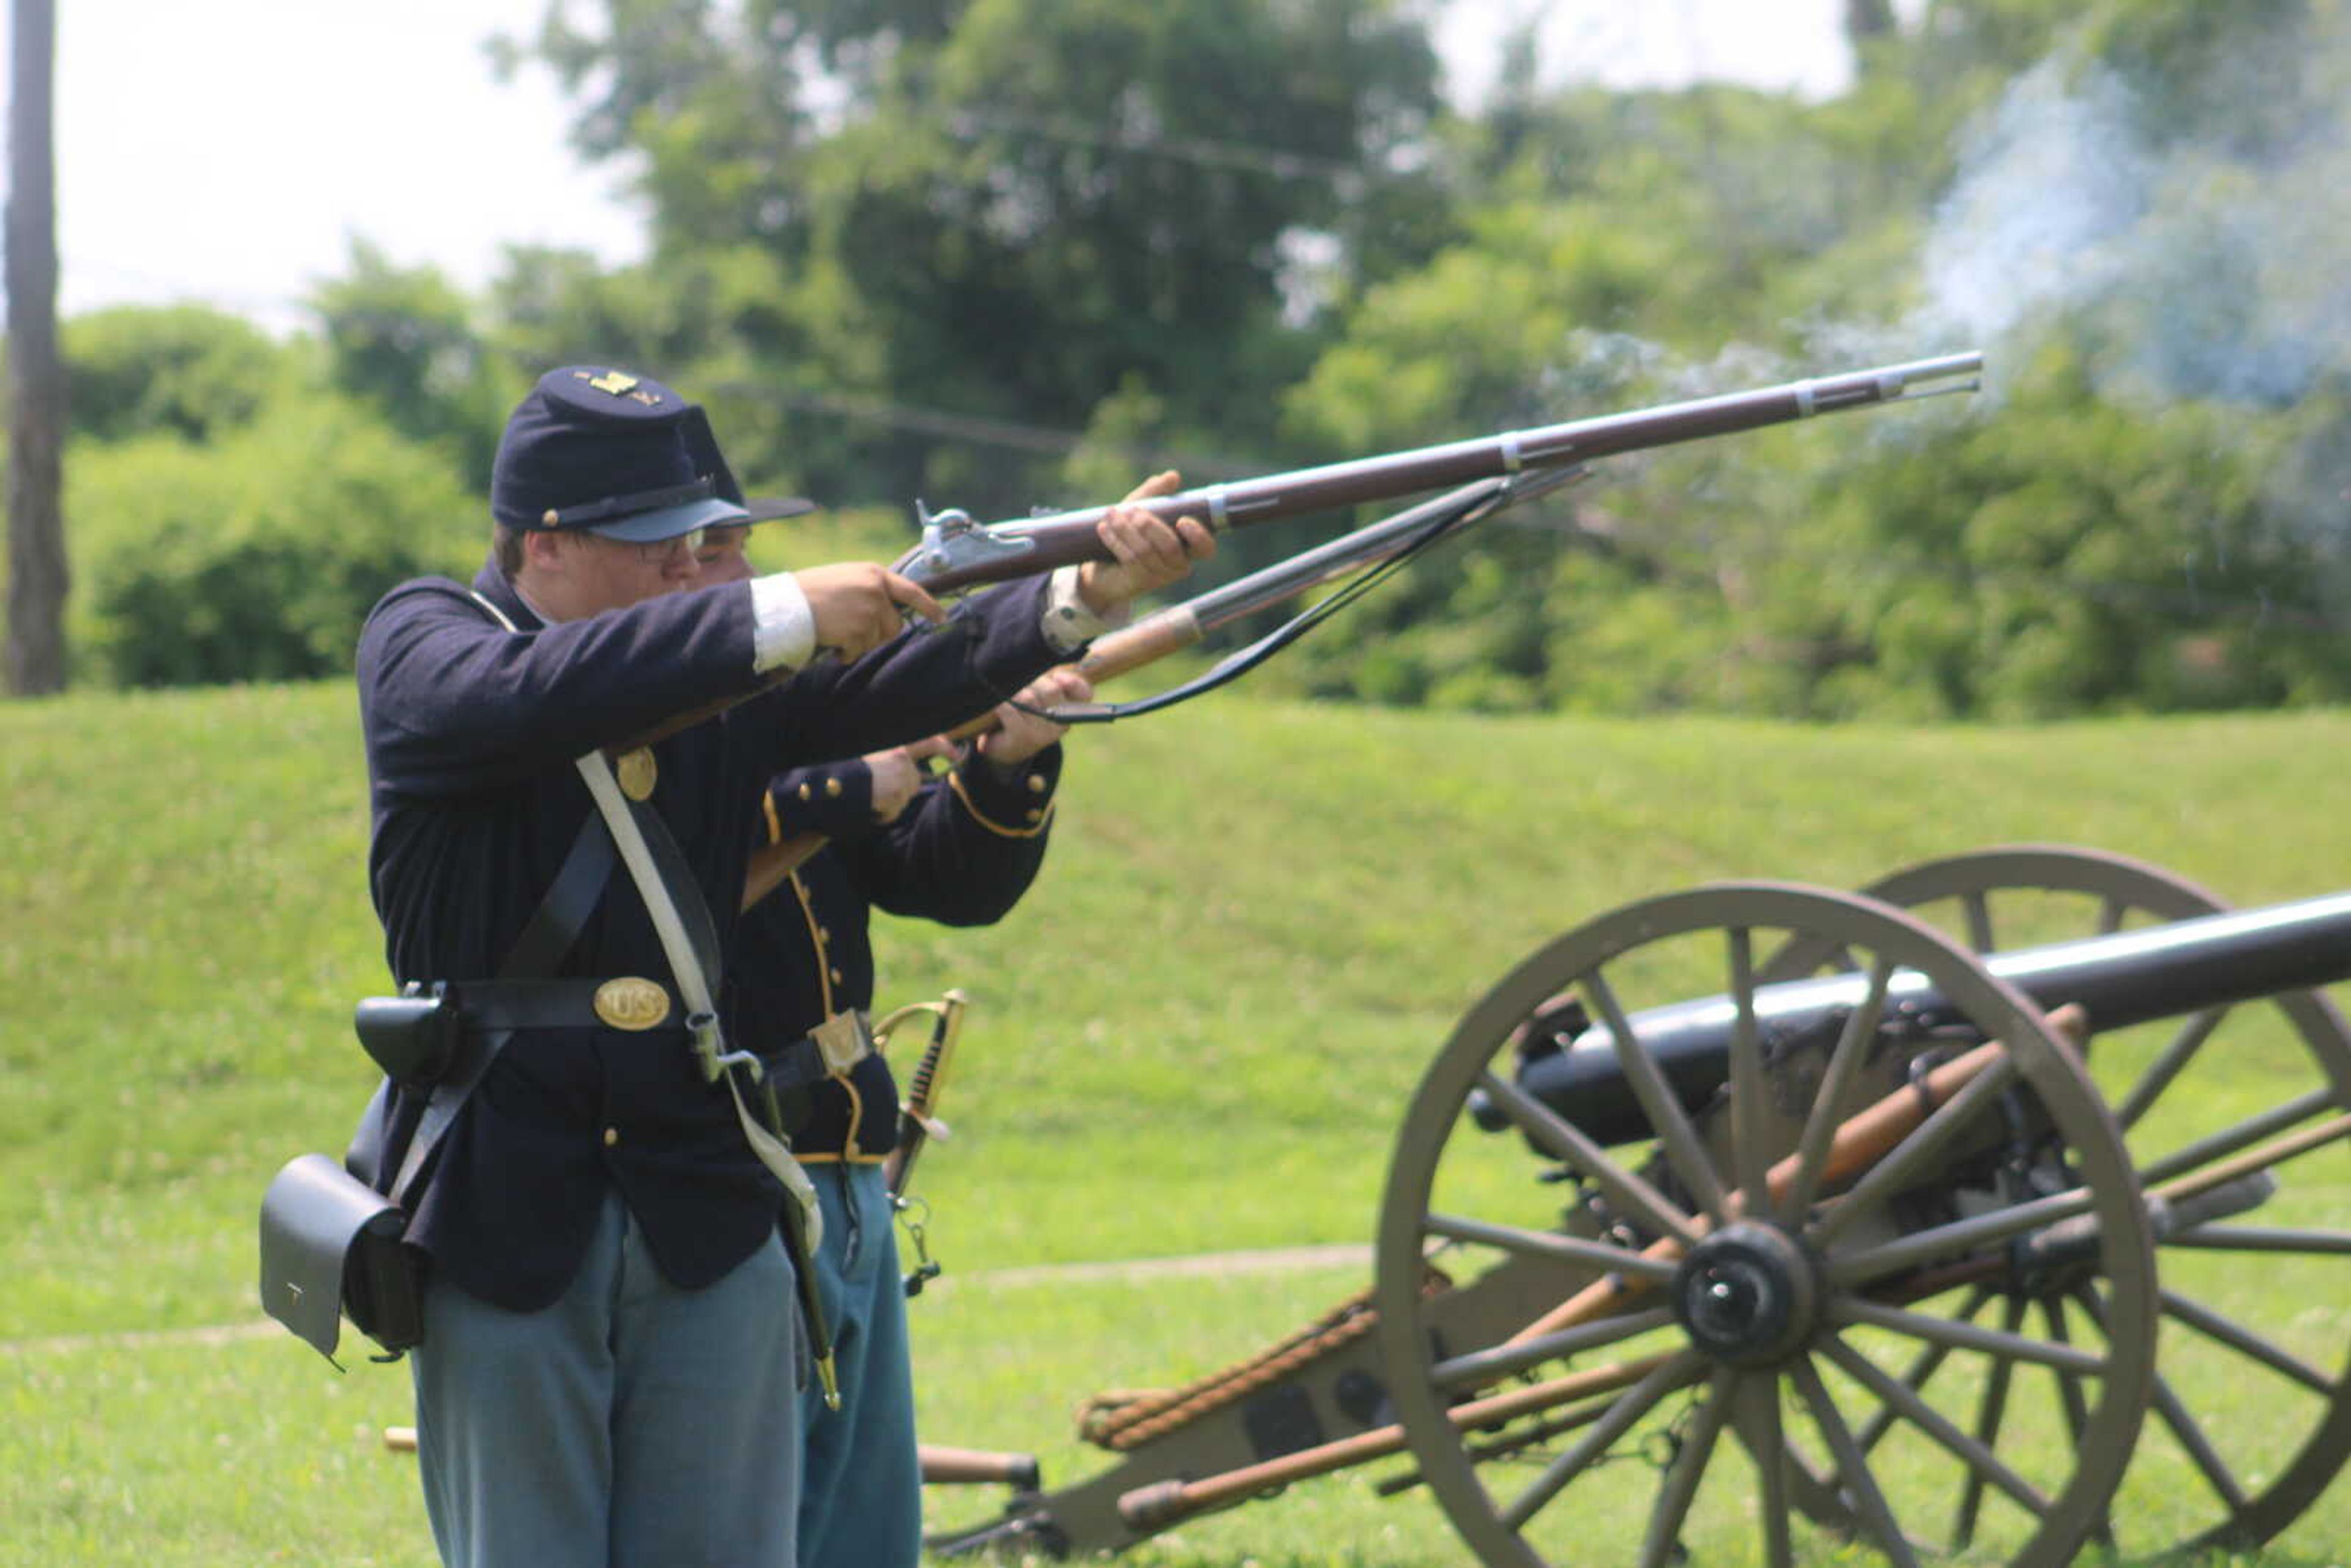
(490, 366, 815, 542)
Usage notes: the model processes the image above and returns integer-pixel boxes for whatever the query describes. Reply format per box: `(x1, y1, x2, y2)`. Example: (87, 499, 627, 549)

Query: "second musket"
(741, 468, 1586, 910)
(896, 351, 1983, 594)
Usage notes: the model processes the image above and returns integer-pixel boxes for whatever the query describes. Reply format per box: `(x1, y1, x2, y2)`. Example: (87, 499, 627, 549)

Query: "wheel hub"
(1671, 1220, 1820, 1367)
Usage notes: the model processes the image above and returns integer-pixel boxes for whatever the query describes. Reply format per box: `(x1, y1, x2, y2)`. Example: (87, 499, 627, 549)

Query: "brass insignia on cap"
(594, 977, 670, 1031)
(617, 748, 658, 801)
(585, 369, 640, 396)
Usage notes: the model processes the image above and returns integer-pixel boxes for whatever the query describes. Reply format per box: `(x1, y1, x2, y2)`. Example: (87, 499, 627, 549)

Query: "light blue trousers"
(410, 1189, 803, 1568)
(797, 1161, 923, 1568)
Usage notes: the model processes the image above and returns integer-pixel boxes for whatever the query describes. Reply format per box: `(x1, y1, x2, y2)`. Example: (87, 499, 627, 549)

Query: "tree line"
(16, 0, 2351, 717)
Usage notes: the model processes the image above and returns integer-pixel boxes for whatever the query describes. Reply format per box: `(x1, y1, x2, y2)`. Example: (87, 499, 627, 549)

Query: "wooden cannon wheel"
(1757, 845, 2351, 1558)
(1373, 882, 2160, 1568)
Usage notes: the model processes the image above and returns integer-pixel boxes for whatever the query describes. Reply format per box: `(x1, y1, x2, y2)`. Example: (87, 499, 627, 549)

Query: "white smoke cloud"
(1917, 59, 2150, 354)
(1907, 24, 2351, 410)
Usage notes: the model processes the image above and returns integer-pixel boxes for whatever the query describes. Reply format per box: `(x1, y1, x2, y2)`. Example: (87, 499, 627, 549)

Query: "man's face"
(528, 527, 705, 620)
(692, 524, 755, 587)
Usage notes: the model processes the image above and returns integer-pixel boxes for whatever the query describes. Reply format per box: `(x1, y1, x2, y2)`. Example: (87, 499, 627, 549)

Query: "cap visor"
(587, 495, 751, 543)
(738, 495, 819, 525)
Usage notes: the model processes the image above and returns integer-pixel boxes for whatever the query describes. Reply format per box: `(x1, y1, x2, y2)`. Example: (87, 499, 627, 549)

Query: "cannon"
(921, 845, 2351, 1567)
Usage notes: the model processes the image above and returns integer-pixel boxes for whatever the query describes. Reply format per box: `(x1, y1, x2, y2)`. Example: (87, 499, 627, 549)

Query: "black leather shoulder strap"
(364, 594, 628, 1206)
(500, 809, 618, 980)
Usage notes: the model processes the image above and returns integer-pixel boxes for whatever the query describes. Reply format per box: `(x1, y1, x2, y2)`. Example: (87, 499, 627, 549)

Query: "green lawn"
(4, 681, 2349, 1564)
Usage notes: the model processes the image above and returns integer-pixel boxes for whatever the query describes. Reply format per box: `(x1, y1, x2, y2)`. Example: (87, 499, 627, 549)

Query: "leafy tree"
(1757, 340, 2346, 719)
(68, 397, 479, 688)
(63, 306, 290, 446)
(501, 0, 1451, 513)
(310, 241, 521, 487)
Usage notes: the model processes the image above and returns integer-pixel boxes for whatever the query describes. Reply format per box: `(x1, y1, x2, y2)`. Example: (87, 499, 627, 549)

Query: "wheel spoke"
(1826, 1296, 2107, 1375)
(2074, 1286, 2250, 1514)
(1500, 1348, 1706, 1531)
(1819, 1333, 2049, 1516)
(2113, 1007, 2226, 1131)
(1424, 1212, 1680, 1280)
(2139, 1089, 2336, 1186)
(1953, 1295, 2026, 1551)
(1475, 1070, 1701, 1248)
(2040, 1297, 2094, 1444)
(2147, 1367, 2254, 1514)
(2164, 1223, 2351, 1255)
(2161, 1287, 2336, 1395)
(1813, 941, 1865, 978)
(1827, 1184, 2094, 1288)
(1730, 1371, 1794, 1568)
(1777, 955, 1897, 1226)
(1434, 1305, 1680, 1394)
(1639, 1368, 1734, 1568)
(1725, 926, 1773, 1215)
(2149, 1112, 2351, 1206)
(1791, 1357, 1922, 1568)
(1853, 1286, 1990, 1455)
(1811, 1053, 2020, 1249)
(1586, 969, 1731, 1227)
(1960, 890, 1995, 953)
(2039, 1297, 2113, 1550)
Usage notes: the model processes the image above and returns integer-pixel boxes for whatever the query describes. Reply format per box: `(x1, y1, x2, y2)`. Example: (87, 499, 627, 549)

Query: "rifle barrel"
(899, 352, 1981, 592)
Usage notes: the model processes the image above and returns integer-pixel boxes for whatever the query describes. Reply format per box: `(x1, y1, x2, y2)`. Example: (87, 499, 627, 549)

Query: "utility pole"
(7, 0, 66, 695)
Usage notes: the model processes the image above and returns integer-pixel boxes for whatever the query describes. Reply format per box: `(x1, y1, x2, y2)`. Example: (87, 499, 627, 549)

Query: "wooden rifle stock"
(896, 351, 1981, 594)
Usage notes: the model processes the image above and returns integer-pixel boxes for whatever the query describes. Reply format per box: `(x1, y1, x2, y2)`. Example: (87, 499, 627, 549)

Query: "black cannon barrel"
(1498, 890, 2351, 1147)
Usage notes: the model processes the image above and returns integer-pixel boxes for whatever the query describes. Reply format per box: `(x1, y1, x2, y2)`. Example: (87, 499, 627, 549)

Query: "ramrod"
(1488, 889, 2351, 1147)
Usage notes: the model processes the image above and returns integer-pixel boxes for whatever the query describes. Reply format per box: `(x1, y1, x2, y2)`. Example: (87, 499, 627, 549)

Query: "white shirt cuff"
(1042, 565, 1125, 654)
(749, 573, 816, 673)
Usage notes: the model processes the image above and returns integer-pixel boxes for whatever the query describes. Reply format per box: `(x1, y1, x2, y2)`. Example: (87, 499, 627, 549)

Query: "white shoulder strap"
(574, 746, 820, 1237)
(467, 585, 817, 1233)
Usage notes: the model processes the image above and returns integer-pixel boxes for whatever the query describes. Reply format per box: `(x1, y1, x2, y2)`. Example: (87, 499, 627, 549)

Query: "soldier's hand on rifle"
(979, 667, 1090, 766)
(867, 735, 960, 823)
(797, 563, 946, 660)
(1075, 471, 1216, 616)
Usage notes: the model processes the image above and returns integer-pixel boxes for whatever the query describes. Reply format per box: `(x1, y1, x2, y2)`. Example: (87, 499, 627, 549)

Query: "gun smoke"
(1911, 34, 2351, 414)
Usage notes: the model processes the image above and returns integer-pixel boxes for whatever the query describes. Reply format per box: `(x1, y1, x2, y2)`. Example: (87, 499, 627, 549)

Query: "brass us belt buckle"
(811, 1010, 872, 1074)
(594, 977, 672, 1031)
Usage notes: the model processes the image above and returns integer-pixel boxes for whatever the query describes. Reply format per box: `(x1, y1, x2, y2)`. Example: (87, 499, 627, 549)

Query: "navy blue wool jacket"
(730, 745, 1061, 1161)
(355, 558, 1066, 1310)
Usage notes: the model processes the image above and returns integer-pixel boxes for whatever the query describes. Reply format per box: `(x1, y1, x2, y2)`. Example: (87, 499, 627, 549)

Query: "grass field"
(4, 680, 2349, 1565)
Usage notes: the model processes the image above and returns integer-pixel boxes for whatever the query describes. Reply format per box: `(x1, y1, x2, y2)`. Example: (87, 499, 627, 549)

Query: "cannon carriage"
(923, 844, 2351, 1567)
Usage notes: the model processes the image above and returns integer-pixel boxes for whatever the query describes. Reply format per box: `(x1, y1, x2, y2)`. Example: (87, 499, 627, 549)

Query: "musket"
(895, 352, 1984, 593)
(739, 467, 1590, 912)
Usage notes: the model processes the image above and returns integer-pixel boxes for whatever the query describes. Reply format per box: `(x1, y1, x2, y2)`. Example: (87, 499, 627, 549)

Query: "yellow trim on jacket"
(948, 769, 1057, 838)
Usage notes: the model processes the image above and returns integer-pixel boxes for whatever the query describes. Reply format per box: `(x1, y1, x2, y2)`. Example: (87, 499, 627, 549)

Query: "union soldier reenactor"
(349, 365, 1209, 1567)
(696, 522, 1116, 1567)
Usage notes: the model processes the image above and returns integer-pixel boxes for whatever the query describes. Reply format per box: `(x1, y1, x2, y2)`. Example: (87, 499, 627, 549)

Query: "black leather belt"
(449, 977, 689, 1033)
(757, 1037, 840, 1095)
(753, 1011, 876, 1093)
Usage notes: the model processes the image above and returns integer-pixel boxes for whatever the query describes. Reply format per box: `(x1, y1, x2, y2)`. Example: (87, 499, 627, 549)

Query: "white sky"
(31, 0, 1854, 332)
